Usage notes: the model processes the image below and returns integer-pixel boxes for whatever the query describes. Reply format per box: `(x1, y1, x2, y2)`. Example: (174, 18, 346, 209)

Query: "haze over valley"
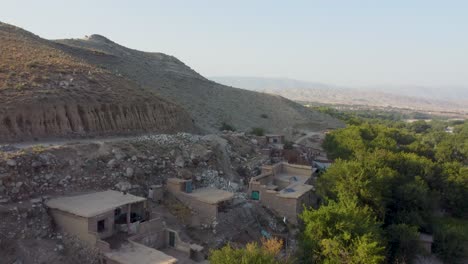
(212, 76, 468, 114)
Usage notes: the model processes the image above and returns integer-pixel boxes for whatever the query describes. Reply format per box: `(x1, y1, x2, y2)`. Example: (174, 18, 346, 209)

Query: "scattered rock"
(107, 159, 117, 168)
(175, 156, 185, 168)
(31, 161, 43, 168)
(125, 167, 134, 178)
(7, 159, 17, 167)
(115, 181, 132, 191)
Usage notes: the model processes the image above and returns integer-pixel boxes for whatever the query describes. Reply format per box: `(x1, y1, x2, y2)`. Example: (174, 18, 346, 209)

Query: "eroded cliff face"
(0, 101, 193, 141)
(0, 22, 194, 142)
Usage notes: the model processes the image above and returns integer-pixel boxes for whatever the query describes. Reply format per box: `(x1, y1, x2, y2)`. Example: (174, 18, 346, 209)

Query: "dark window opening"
(97, 219, 106, 233)
(169, 231, 176, 247)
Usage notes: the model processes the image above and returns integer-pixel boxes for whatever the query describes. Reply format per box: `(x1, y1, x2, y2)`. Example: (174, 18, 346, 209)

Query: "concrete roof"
(105, 243, 177, 264)
(46, 190, 146, 218)
(187, 187, 234, 204)
(277, 183, 314, 198)
(275, 173, 310, 185)
(167, 178, 190, 184)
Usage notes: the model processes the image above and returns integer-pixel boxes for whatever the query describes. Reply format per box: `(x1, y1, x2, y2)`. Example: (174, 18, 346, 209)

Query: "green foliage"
(313, 110, 468, 263)
(440, 162, 468, 217)
(283, 140, 294, 150)
(220, 122, 236, 132)
(385, 224, 420, 263)
(209, 238, 290, 264)
(432, 217, 468, 263)
(409, 120, 431, 133)
(299, 198, 385, 264)
(250, 127, 265, 136)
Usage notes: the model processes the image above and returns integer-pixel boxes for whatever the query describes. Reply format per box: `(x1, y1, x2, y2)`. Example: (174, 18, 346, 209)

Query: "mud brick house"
(248, 162, 317, 224)
(46, 190, 147, 246)
(166, 178, 234, 225)
(265, 134, 285, 145)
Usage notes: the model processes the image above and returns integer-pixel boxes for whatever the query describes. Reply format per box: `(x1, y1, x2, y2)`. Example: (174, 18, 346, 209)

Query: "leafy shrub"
(251, 127, 265, 136)
(283, 140, 294, 150)
(220, 122, 236, 132)
(209, 238, 291, 264)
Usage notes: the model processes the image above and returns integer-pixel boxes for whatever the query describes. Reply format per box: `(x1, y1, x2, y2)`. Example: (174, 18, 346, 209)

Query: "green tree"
(385, 224, 419, 263)
(209, 238, 291, 264)
(433, 217, 468, 263)
(441, 162, 468, 217)
(299, 198, 385, 264)
(250, 127, 265, 136)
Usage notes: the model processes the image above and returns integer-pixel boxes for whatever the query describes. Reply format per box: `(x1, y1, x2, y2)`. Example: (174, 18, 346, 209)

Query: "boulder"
(107, 159, 117, 168)
(125, 167, 134, 178)
(115, 181, 132, 191)
(7, 159, 17, 167)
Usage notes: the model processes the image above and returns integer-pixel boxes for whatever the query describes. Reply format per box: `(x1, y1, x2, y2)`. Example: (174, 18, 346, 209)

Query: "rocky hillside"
(55, 36, 343, 134)
(0, 22, 194, 142)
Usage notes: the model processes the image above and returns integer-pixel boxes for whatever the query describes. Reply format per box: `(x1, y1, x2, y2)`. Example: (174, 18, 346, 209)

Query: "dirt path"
(294, 131, 324, 145)
(3, 134, 159, 150)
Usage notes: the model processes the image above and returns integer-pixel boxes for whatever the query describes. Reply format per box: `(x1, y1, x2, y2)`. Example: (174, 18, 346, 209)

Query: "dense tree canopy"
(300, 197, 385, 264)
(301, 108, 468, 263)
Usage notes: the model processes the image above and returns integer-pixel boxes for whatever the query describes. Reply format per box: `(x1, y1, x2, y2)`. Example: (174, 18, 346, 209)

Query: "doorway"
(169, 231, 176, 247)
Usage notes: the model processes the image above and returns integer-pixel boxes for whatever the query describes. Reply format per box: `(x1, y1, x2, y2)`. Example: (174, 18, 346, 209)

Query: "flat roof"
(187, 187, 234, 204)
(167, 178, 190, 184)
(275, 173, 310, 185)
(277, 183, 314, 199)
(46, 190, 146, 218)
(105, 243, 177, 264)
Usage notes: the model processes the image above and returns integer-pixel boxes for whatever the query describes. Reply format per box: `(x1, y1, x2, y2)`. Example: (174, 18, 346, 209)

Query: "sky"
(1, 0, 467, 87)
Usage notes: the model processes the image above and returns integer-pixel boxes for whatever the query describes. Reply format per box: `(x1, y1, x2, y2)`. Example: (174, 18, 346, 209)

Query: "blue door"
(185, 181, 192, 193)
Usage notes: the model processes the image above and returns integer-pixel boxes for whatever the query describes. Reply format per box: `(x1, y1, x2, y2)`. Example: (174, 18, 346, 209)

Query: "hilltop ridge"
(55, 35, 342, 134)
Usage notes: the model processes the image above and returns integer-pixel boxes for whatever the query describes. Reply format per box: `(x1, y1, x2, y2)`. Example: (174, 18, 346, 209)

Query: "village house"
(46, 190, 206, 263)
(46, 190, 148, 246)
(166, 178, 234, 226)
(265, 134, 285, 145)
(248, 162, 317, 224)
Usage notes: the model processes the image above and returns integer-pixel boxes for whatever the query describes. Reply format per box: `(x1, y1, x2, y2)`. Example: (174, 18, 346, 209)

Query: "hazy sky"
(1, 0, 467, 87)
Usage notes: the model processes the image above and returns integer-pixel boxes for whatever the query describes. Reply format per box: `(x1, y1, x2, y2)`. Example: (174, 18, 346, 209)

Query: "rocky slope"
(0, 132, 277, 263)
(0, 22, 194, 142)
(55, 36, 343, 134)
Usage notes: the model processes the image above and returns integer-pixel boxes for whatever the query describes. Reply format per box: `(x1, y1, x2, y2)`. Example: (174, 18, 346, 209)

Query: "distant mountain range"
(211, 76, 468, 114)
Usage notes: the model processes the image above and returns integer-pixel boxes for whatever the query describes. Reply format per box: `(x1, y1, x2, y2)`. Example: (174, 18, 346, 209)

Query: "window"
(97, 219, 106, 233)
(251, 191, 260, 200)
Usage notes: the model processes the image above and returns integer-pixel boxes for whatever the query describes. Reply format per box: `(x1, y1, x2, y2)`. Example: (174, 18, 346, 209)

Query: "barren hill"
(0, 22, 194, 142)
(55, 36, 342, 133)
